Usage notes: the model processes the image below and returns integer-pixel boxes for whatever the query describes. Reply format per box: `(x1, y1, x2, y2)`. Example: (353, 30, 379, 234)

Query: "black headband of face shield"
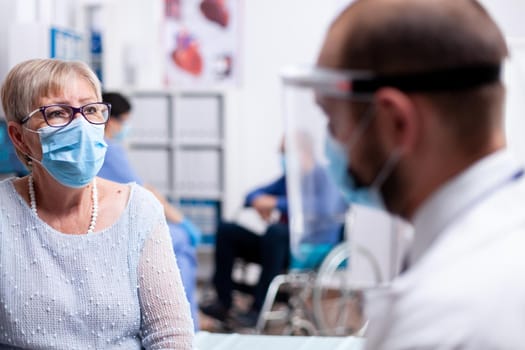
(351, 64, 501, 93)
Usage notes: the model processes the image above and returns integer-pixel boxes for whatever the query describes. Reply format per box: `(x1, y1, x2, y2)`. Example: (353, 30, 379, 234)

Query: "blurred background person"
(199, 138, 290, 329)
(99, 91, 202, 330)
(200, 136, 346, 329)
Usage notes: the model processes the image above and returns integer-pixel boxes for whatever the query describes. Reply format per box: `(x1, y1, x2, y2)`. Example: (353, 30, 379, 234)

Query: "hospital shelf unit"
(125, 92, 224, 249)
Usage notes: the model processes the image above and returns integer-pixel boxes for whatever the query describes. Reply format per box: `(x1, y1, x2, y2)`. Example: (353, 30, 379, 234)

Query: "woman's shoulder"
(97, 178, 166, 240)
(97, 178, 163, 228)
(126, 184, 167, 244)
(127, 183, 165, 220)
(0, 176, 16, 195)
(0, 176, 14, 185)
(129, 183, 162, 205)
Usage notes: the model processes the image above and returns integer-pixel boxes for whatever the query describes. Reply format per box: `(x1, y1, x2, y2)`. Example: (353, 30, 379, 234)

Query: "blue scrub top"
(98, 139, 144, 185)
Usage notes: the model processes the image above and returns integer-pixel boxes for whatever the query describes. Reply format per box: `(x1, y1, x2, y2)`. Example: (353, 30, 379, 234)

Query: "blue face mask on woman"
(27, 117, 107, 188)
(324, 133, 384, 208)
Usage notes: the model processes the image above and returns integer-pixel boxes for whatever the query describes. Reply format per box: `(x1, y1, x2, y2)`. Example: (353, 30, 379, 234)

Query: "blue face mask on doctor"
(324, 132, 384, 208)
(323, 106, 402, 210)
(27, 117, 107, 188)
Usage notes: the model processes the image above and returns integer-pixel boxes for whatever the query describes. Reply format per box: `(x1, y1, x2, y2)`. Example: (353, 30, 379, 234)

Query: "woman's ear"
(373, 87, 420, 154)
(7, 121, 29, 154)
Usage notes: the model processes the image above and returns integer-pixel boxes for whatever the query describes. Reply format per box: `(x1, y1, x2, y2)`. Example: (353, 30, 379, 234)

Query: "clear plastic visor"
(281, 65, 405, 290)
(281, 66, 351, 270)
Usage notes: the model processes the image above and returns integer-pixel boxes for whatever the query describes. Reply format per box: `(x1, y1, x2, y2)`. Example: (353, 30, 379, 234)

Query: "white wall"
(228, 0, 336, 216)
(96, 0, 338, 217)
(0, 0, 17, 94)
(0, 0, 57, 116)
(479, 0, 525, 167)
(99, 0, 164, 90)
(480, 0, 525, 38)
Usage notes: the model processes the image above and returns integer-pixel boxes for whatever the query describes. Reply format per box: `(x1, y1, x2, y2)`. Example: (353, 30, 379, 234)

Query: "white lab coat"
(364, 149, 525, 350)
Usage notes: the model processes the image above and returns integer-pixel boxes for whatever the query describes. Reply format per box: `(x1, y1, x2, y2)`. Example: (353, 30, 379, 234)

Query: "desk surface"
(194, 332, 366, 350)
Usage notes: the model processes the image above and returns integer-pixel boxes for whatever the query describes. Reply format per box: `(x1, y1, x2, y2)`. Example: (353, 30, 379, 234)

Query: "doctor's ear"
(373, 88, 420, 153)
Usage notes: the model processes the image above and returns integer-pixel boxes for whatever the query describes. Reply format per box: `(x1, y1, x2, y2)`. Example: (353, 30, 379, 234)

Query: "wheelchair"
(198, 205, 390, 336)
(253, 209, 384, 336)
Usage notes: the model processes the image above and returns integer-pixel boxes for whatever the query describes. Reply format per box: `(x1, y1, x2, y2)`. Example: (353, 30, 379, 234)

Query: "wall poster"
(164, 0, 241, 87)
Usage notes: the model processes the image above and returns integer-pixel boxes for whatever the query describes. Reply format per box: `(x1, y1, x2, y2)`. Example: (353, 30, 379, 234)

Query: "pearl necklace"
(28, 175, 98, 234)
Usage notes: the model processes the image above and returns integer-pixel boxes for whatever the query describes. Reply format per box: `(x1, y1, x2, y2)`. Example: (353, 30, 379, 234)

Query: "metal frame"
(254, 240, 383, 336)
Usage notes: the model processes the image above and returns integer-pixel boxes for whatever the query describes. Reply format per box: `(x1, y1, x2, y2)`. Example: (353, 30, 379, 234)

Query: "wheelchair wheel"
(282, 317, 317, 336)
(312, 242, 382, 336)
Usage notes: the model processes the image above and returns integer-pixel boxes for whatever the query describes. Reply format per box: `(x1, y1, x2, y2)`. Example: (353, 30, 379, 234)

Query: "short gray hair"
(1, 58, 102, 123)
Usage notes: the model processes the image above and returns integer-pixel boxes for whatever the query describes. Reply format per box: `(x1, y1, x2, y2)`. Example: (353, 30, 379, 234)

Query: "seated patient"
(0, 58, 193, 348)
(98, 92, 201, 330)
(200, 137, 346, 328)
(201, 173, 289, 328)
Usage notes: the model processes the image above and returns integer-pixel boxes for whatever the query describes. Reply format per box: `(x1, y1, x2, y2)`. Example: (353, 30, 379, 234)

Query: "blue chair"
(0, 119, 28, 177)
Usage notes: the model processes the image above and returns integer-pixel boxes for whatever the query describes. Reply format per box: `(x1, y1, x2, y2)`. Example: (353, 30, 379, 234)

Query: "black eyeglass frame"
(20, 102, 112, 128)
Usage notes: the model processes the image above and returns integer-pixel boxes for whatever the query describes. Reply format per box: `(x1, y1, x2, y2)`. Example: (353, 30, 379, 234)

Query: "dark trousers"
(212, 221, 290, 312)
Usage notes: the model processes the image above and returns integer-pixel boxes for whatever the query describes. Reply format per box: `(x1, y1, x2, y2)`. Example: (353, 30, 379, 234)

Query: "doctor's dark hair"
(102, 92, 131, 120)
(326, 0, 507, 76)
(320, 0, 508, 153)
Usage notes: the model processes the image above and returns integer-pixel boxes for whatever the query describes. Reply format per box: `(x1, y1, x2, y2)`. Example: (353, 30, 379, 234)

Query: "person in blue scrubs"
(98, 92, 201, 330)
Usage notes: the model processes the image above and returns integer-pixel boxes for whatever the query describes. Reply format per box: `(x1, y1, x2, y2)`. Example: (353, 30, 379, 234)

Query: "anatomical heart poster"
(164, 0, 241, 87)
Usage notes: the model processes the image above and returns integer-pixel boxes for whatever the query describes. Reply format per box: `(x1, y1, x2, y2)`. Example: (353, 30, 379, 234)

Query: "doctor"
(311, 0, 525, 348)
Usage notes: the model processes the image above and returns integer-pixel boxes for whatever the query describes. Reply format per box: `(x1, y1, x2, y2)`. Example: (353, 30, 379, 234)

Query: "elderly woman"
(0, 59, 194, 349)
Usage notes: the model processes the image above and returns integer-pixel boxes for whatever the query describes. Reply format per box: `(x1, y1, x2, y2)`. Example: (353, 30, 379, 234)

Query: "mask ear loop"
(337, 103, 377, 184)
(371, 148, 402, 190)
(346, 104, 376, 150)
(346, 102, 402, 190)
(20, 124, 47, 172)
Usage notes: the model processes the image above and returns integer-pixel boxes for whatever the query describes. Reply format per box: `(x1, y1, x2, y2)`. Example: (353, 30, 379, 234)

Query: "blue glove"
(179, 218, 202, 247)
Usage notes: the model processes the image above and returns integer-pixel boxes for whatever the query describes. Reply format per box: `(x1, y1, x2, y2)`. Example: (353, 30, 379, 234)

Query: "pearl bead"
(28, 175, 98, 234)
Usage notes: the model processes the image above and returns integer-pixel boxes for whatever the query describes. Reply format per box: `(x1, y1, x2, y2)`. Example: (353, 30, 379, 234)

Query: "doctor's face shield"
(280, 63, 502, 269)
(280, 66, 371, 270)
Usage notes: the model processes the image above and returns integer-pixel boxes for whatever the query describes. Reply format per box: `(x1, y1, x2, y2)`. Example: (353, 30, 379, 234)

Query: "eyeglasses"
(21, 102, 112, 128)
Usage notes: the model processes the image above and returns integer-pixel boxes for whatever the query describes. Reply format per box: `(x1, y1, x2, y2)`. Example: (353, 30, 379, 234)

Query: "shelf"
(126, 92, 225, 243)
(175, 139, 224, 149)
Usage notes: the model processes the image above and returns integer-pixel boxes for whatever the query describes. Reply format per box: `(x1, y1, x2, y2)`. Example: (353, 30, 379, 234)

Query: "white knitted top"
(0, 177, 194, 349)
